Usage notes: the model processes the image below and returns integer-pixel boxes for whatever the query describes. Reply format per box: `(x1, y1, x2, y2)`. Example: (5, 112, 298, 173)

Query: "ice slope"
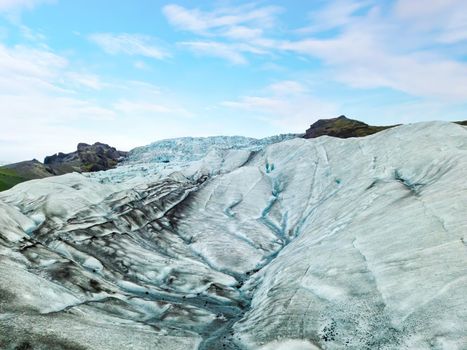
(88, 135, 298, 186)
(126, 135, 299, 164)
(0, 123, 466, 349)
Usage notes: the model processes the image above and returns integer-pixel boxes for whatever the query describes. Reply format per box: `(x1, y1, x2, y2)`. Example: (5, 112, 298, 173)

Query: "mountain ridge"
(303, 115, 398, 139)
(0, 142, 127, 191)
(2, 116, 466, 192)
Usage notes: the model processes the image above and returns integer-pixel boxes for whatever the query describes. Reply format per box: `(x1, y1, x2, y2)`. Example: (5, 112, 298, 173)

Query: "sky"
(1, 0, 467, 162)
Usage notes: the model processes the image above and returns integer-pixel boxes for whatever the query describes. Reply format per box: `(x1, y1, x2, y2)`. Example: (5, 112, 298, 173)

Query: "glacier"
(0, 122, 466, 349)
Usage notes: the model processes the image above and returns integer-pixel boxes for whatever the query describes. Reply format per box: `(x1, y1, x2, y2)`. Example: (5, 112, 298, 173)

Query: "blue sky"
(1, 0, 467, 161)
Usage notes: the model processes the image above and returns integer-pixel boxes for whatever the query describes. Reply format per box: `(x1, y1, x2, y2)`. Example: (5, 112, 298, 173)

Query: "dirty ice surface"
(0, 123, 466, 349)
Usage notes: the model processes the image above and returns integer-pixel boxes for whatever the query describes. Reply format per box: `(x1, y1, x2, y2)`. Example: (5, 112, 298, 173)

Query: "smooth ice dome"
(0, 122, 466, 349)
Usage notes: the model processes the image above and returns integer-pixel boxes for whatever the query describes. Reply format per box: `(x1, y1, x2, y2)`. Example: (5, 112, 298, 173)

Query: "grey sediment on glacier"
(1, 121, 467, 349)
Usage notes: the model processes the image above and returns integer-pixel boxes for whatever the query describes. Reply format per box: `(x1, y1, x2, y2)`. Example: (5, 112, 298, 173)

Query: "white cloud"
(0, 95, 115, 123)
(298, 0, 371, 34)
(0, 44, 68, 95)
(162, 3, 281, 35)
(394, 0, 467, 44)
(163, 1, 467, 102)
(164, 3, 281, 64)
(133, 60, 150, 70)
(65, 72, 104, 90)
(18, 23, 46, 41)
(0, 43, 119, 161)
(223, 26, 263, 40)
(268, 80, 307, 95)
(120, 80, 161, 97)
(279, 29, 467, 101)
(163, 4, 208, 33)
(0, 0, 53, 13)
(0, 42, 196, 162)
(394, 0, 462, 19)
(89, 33, 169, 60)
(179, 41, 265, 65)
(222, 81, 337, 131)
(114, 99, 193, 118)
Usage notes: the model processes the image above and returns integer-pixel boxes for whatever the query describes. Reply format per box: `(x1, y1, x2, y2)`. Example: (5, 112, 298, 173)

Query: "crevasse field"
(0, 122, 466, 350)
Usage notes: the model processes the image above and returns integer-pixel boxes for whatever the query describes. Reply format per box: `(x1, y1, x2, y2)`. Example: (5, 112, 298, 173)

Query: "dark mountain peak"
(77, 142, 113, 150)
(44, 142, 127, 175)
(77, 142, 91, 150)
(335, 115, 356, 122)
(304, 115, 395, 139)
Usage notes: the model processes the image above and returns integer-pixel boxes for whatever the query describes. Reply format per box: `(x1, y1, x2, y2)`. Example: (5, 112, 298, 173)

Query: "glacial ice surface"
(0, 123, 466, 349)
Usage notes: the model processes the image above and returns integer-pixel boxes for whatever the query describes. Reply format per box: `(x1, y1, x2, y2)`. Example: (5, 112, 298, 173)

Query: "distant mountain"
(0, 142, 127, 191)
(304, 115, 467, 139)
(2, 117, 466, 192)
(0, 160, 50, 191)
(304, 115, 397, 139)
(44, 142, 127, 175)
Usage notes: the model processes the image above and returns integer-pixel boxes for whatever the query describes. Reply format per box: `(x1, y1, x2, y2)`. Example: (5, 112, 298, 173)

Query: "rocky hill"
(44, 142, 127, 175)
(0, 142, 127, 191)
(304, 115, 467, 139)
(304, 115, 397, 139)
(0, 160, 51, 191)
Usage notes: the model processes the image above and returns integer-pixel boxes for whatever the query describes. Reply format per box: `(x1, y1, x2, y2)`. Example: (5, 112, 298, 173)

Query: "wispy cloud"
(0, 43, 117, 160)
(279, 35, 467, 101)
(162, 3, 281, 36)
(297, 0, 372, 34)
(2, 1, 467, 161)
(280, 2, 467, 102)
(0, 41, 192, 161)
(222, 80, 337, 131)
(114, 99, 193, 118)
(163, 3, 281, 64)
(89, 33, 169, 60)
(65, 72, 104, 90)
(179, 41, 268, 65)
(0, 0, 54, 14)
(164, 1, 467, 102)
(0, 44, 68, 94)
(133, 60, 150, 70)
(268, 80, 307, 95)
(180, 41, 247, 65)
(394, 0, 467, 44)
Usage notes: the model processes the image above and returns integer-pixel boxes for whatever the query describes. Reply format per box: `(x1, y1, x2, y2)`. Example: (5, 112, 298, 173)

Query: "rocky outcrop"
(304, 115, 397, 139)
(44, 142, 127, 175)
(0, 143, 127, 191)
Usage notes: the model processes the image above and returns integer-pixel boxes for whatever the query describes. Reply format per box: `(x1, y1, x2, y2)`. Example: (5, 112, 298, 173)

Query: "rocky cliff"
(44, 142, 127, 175)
